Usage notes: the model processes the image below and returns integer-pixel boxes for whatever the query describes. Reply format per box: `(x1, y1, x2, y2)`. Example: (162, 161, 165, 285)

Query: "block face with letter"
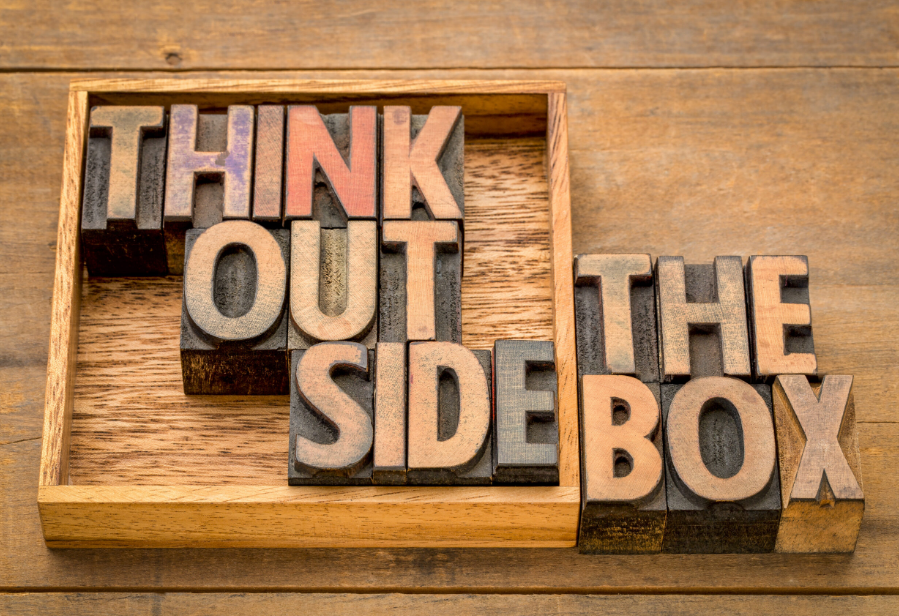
(661, 377, 781, 553)
(288, 343, 374, 486)
(406, 343, 493, 485)
(81, 105, 168, 276)
(578, 376, 665, 554)
(493, 339, 559, 484)
(379, 220, 462, 343)
(284, 106, 377, 227)
(179, 221, 289, 395)
(288, 220, 378, 350)
(252, 105, 286, 226)
(746, 255, 817, 381)
(372, 342, 407, 485)
(574, 253, 659, 383)
(774, 375, 864, 553)
(656, 256, 751, 382)
(164, 105, 254, 274)
(382, 106, 464, 221)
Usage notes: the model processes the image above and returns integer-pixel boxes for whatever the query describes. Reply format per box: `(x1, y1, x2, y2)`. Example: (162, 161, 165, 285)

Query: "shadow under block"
(285, 106, 377, 227)
(773, 375, 864, 553)
(164, 105, 254, 274)
(574, 253, 659, 383)
(288, 221, 378, 350)
(81, 105, 168, 276)
(288, 344, 375, 486)
(578, 377, 665, 554)
(372, 342, 407, 485)
(379, 220, 462, 343)
(382, 106, 464, 221)
(656, 256, 751, 382)
(180, 222, 289, 395)
(252, 105, 285, 226)
(661, 377, 781, 553)
(494, 339, 559, 484)
(407, 344, 493, 485)
(746, 255, 817, 381)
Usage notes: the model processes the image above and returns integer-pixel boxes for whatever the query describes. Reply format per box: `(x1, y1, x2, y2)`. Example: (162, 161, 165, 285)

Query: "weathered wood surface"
(2, 593, 899, 615)
(2, 66, 898, 592)
(3, 1, 899, 70)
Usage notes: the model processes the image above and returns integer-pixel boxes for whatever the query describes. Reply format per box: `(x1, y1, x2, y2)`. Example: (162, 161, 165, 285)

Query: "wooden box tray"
(38, 79, 578, 548)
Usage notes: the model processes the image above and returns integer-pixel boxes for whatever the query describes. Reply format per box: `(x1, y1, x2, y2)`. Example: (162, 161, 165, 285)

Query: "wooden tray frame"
(37, 79, 578, 548)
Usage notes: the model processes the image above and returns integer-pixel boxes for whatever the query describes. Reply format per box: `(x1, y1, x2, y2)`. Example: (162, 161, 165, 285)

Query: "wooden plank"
(2, 594, 899, 616)
(4, 2, 899, 70)
(1, 68, 898, 587)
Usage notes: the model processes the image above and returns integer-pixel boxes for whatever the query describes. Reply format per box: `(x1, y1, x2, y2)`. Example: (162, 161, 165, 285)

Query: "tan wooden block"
(164, 105, 254, 274)
(578, 376, 665, 554)
(288, 220, 377, 349)
(407, 342, 492, 485)
(288, 343, 374, 485)
(373, 342, 407, 485)
(380, 220, 461, 342)
(285, 106, 377, 226)
(494, 339, 559, 484)
(180, 221, 289, 395)
(252, 105, 285, 226)
(382, 106, 464, 220)
(746, 255, 817, 380)
(81, 105, 168, 276)
(574, 253, 659, 382)
(774, 375, 864, 553)
(656, 256, 751, 382)
(661, 377, 781, 553)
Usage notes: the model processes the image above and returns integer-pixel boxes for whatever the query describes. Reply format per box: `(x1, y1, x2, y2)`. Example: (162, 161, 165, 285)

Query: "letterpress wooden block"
(773, 375, 864, 553)
(288, 220, 378, 349)
(164, 105, 254, 274)
(252, 105, 285, 226)
(746, 255, 817, 381)
(579, 376, 665, 554)
(284, 106, 377, 227)
(373, 342, 407, 485)
(81, 106, 168, 276)
(656, 256, 751, 382)
(379, 220, 461, 342)
(407, 342, 492, 485)
(180, 221, 288, 395)
(493, 339, 559, 484)
(382, 106, 464, 221)
(574, 254, 659, 383)
(288, 343, 374, 485)
(661, 377, 781, 553)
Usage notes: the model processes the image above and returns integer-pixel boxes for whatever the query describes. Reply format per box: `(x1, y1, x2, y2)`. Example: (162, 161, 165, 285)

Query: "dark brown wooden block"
(493, 339, 559, 484)
(164, 105, 254, 274)
(373, 342, 407, 485)
(252, 105, 285, 226)
(656, 256, 751, 382)
(288, 220, 378, 350)
(774, 375, 864, 553)
(574, 253, 659, 383)
(379, 220, 461, 343)
(284, 106, 377, 227)
(81, 105, 168, 277)
(180, 221, 289, 395)
(746, 255, 817, 381)
(661, 376, 781, 553)
(407, 342, 492, 485)
(288, 343, 374, 486)
(578, 376, 665, 554)
(382, 106, 464, 221)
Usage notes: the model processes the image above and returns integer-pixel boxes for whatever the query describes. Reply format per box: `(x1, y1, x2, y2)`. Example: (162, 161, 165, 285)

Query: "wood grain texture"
(773, 375, 864, 553)
(3, 594, 899, 616)
(373, 342, 407, 485)
(2, 67, 895, 589)
(5, 1, 899, 70)
(252, 105, 285, 224)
